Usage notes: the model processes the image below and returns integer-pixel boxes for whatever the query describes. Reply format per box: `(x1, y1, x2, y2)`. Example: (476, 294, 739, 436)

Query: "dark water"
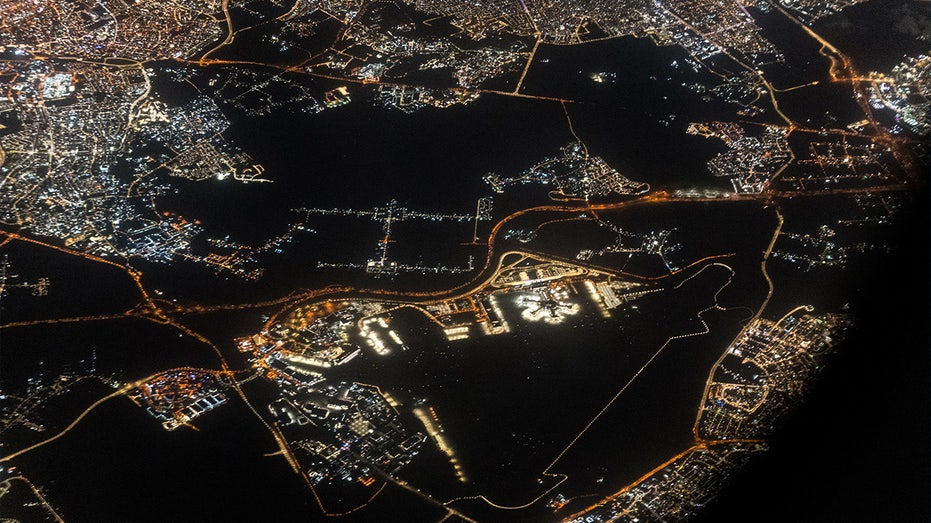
(12, 397, 320, 522)
(3, 3, 928, 521)
(0, 318, 225, 392)
(525, 200, 773, 274)
(161, 91, 573, 242)
(316, 255, 767, 518)
(146, 84, 576, 301)
(752, 7, 834, 86)
(0, 241, 140, 324)
(696, 189, 930, 522)
(522, 37, 737, 191)
(816, 0, 931, 72)
(148, 35, 759, 303)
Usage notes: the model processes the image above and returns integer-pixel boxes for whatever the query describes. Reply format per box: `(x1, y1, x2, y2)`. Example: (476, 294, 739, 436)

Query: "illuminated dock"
(413, 406, 467, 483)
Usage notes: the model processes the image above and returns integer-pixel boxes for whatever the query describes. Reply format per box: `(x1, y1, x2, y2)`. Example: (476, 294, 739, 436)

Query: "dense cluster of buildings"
(697, 311, 852, 439)
(303, 2, 525, 90)
(688, 121, 792, 193)
(564, 442, 765, 523)
(866, 53, 931, 136)
(564, 310, 850, 522)
(238, 316, 424, 507)
(0, 0, 222, 61)
(283, 383, 424, 487)
(128, 369, 228, 431)
(0, 54, 269, 270)
(485, 142, 649, 199)
(405, 0, 785, 67)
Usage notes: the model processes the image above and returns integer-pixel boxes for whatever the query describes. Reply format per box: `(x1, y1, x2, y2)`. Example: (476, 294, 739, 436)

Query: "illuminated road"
(521, 264, 736, 495)
(692, 207, 782, 439)
(0, 177, 912, 519)
(0, 381, 138, 463)
(1, 2, 924, 519)
(198, 0, 235, 63)
(246, 192, 756, 332)
(179, 58, 577, 104)
(561, 438, 765, 522)
(763, 0, 920, 178)
(514, 35, 543, 94)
